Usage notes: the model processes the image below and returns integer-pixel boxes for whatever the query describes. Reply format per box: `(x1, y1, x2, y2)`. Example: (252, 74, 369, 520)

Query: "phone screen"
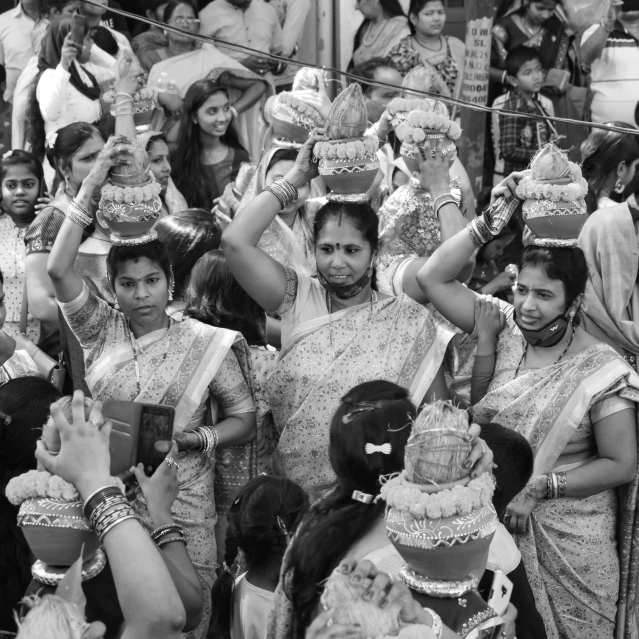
(137, 405, 174, 476)
(70, 14, 86, 45)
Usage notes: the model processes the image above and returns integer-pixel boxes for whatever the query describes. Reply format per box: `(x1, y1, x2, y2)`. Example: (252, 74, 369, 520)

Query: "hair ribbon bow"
(365, 443, 392, 455)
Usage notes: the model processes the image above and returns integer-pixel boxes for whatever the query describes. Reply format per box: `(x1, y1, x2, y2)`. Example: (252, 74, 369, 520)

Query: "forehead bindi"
(317, 218, 367, 247)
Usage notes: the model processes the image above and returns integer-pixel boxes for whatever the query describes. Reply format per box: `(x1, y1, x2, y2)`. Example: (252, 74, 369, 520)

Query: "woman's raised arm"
(48, 137, 132, 303)
(222, 132, 325, 313)
(417, 173, 523, 334)
(225, 75, 268, 115)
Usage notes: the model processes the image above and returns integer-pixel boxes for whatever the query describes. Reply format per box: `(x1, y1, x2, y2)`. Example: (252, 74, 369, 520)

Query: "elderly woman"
(47, 136, 256, 639)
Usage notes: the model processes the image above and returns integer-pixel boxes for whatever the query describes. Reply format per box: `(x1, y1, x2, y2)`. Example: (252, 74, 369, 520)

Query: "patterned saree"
(267, 288, 455, 491)
(471, 317, 639, 639)
(60, 284, 256, 639)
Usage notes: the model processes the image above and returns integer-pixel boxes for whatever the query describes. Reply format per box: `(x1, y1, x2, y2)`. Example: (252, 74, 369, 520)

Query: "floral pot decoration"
(516, 144, 588, 247)
(314, 82, 379, 203)
(271, 92, 325, 147)
(395, 109, 461, 175)
(6, 470, 124, 584)
(381, 402, 500, 638)
(97, 138, 163, 245)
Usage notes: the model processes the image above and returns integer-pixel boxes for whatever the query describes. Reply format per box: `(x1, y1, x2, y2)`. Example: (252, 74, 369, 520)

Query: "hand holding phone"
(70, 13, 86, 46)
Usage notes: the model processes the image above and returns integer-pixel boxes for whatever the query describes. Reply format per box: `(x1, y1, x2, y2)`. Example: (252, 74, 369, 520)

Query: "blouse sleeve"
(591, 394, 636, 424)
(25, 206, 65, 255)
(276, 266, 299, 316)
(209, 349, 254, 417)
(57, 281, 120, 349)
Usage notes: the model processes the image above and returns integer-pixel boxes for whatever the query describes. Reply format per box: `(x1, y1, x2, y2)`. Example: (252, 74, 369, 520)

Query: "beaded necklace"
(515, 324, 576, 378)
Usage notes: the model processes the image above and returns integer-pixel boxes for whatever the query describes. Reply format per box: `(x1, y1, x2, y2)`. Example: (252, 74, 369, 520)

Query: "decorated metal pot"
(18, 497, 100, 567)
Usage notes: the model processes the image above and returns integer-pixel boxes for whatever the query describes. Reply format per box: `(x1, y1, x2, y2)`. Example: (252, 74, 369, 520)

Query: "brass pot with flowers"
(395, 110, 461, 175)
(314, 82, 380, 202)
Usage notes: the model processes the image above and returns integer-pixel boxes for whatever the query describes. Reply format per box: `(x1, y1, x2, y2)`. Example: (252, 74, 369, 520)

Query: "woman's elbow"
(221, 226, 242, 254)
(255, 81, 268, 98)
(146, 601, 187, 637)
(182, 598, 204, 632)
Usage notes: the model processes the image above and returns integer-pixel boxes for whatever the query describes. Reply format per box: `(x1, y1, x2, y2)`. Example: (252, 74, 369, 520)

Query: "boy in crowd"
(492, 46, 556, 176)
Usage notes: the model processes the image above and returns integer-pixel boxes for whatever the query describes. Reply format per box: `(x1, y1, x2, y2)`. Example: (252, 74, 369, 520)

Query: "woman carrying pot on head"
(416, 144, 639, 639)
(266, 381, 497, 639)
(222, 132, 455, 492)
(47, 135, 257, 639)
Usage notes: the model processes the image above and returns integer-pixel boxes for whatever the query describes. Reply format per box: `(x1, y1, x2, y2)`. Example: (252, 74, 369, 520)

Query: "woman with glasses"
(138, 0, 202, 70)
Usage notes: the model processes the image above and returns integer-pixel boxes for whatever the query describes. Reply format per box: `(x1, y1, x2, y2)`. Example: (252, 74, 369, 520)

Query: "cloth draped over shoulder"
(470, 309, 639, 639)
(578, 203, 639, 360)
(237, 144, 318, 276)
(267, 268, 456, 490)
(148, 43, 272, 160)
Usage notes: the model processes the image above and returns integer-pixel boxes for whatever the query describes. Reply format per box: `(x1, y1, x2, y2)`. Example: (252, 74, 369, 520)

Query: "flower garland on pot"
(315, 83, 380, 203)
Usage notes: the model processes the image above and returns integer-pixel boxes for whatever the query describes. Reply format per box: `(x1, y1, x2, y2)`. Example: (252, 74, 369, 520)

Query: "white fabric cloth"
(36, 63, 102, 135)
(199, 0, 283, 60)
(231, 574, 276, 639)
(0, 3, 39, 102)
(486, 522, 522, 575)
(582, 23, 639, 125)
(268, 0, 310, 57)
(13, 45, 116, 150)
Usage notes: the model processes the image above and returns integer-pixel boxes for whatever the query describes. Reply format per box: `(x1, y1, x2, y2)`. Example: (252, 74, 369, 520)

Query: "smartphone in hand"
(70, 13, 87, 45)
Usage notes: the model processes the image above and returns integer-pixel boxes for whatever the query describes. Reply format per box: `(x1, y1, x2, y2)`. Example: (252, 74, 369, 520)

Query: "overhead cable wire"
(82, 0, 639, 137)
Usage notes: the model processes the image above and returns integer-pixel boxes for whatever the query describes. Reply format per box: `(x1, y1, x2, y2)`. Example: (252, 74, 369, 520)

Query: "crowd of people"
(0, 1, 639, 639)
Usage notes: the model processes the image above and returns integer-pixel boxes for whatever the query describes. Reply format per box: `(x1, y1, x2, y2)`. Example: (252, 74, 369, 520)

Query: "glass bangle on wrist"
(66, 197, 93, 228)
(264, 177, 298, 210)
(433, 193, 457, 216)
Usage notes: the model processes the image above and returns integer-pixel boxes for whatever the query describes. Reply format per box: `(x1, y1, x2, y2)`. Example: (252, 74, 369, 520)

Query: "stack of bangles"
(66, 197, 92, 228)
(151, 523, 186, 549)
(546, 471, 567, 499)
(467, 216, 494, 248)
(83, 485, 138, 543)
(112, 91, 135, 117)
(264, 177, 298, 210)
(432, 193, 457, 217)
(193, 426, 219, 456)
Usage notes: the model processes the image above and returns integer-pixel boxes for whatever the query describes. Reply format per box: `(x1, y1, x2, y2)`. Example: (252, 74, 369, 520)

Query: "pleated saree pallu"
(267, 287, 455, 490)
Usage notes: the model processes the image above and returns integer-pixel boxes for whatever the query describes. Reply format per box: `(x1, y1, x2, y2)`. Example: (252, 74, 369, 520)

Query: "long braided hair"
(208, 476, 309, 639)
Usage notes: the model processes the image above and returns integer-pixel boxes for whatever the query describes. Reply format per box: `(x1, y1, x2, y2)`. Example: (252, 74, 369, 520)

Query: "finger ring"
(430, 150, 436, 158)
(326, 619, 333, 628)
(164, 456, 179, 470)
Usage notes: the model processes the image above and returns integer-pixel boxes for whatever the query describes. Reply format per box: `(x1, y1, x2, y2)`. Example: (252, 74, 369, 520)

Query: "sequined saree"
(471, 315, 639, 639)
(267, 270, 455, 490)
(59, 284, 255, 639)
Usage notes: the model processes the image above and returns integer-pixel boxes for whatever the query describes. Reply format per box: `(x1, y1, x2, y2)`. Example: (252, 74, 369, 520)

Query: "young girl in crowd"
(0, 150, 47, 343)
(173, 81, 250, 212)
(209, 475, 309, 639)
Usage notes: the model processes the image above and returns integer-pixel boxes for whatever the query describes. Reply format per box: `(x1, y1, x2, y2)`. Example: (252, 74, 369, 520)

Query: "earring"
(114, 300, 120, 311)
(615, 179, 625, 194)
(64, 175, 70, 194)
(168, 266, 175, 301)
